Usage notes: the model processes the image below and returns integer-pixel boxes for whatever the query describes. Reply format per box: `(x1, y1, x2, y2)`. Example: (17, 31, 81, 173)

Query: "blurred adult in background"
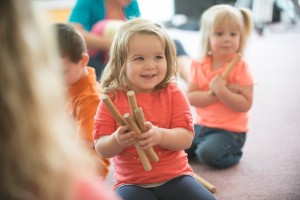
(69, 0, 140, 78)
(0, 0, 121, 199)
(69, 0, 191, 82)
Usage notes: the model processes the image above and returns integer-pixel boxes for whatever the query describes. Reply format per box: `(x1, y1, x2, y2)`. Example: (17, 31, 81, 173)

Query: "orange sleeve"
(75, 95, 99, 142)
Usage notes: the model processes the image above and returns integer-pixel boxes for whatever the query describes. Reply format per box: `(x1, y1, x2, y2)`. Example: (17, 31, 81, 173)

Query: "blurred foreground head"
(0, 0, 96, 199)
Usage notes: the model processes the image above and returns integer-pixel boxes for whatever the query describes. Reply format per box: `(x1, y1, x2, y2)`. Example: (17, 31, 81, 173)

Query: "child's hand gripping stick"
(127, 91, 159, 162)
(208, 54, 241, 96)
(134, 107, 159, 162)
(101, 95, 152, 171)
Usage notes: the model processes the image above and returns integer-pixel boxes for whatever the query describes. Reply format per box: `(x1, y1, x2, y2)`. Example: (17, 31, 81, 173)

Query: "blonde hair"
(198, 4, 253, 60)
(100, 18, 178, 95)
(0, 0, 95, 199)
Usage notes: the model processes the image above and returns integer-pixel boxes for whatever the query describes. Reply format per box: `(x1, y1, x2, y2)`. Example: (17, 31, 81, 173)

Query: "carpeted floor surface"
(105, 22, 300, 200)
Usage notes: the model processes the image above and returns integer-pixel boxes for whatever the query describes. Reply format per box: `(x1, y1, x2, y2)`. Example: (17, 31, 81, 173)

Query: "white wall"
(34, 0, 75, 9)
(138, 0, 174, 22)
(34, 0, 174, 23)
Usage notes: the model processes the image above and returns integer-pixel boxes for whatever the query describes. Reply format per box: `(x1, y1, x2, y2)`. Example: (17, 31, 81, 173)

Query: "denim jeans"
(116, 175, 215, 200)
(186, 125, 246, 169)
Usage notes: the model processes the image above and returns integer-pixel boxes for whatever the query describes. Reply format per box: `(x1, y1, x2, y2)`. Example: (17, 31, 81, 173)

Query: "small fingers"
(122, 131, 138, 146)
(138, 129, 155, 149)
(116, 126, 137, 147)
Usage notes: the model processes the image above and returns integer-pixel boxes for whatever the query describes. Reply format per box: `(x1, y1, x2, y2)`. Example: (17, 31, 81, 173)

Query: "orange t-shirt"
(67, 67, 110, 177)
(93, 83, 194, 189)
(190, 56, 254, 132)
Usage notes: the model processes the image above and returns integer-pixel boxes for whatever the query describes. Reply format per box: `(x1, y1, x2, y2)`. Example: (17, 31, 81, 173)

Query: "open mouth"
(141, 74, 156, 78)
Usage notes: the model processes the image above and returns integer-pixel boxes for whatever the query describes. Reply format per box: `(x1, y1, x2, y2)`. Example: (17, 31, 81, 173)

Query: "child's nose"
(223, 34, 231, 42)
(144, 60, 156, 69)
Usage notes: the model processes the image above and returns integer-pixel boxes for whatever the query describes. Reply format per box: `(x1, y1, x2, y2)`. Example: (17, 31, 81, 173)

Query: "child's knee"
(196, 144, 243, 168)
(195, 144, 227, 168)
(195, 145, 215, 163)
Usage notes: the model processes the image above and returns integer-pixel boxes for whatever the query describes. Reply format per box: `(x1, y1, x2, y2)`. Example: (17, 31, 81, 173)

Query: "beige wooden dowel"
(123, 113, 152, 171)
(208, 54, 241, 96)
(127, 91, 138, 122)
(193, 173, 216, 193)
(134, 107, 159, 162)
(127, 91, 159, 162)
(101, 95, 151, 171)
(102, 95, 126, 125)
(133, 143, 152, 171)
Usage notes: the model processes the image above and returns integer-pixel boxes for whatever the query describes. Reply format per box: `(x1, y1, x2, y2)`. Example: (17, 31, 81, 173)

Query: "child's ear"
(80, 53, 90, 67)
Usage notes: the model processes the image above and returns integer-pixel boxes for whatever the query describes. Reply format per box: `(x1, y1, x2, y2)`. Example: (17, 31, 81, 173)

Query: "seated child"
(54, 23, 110, 178)
(93, 18, 215, 200)
(186, 5, 254, 169)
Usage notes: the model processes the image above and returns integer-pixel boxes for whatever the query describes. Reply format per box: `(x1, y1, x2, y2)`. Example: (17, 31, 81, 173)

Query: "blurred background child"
(186, 4, 254, 169)
(54, 23, 110, 178)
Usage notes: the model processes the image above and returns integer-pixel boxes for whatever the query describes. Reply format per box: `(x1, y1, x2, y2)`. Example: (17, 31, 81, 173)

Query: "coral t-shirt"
(93, 83, 194, 189)
(190, 56, 254, 132)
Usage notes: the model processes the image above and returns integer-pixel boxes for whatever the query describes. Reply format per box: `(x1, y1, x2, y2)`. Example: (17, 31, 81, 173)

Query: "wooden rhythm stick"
(127, 91, 159, 162)
(222, 54, 241, 78)
(123, 113, 152, 171)
(102, 95, 126, 126)
(134, 107, 159, 162)
(101, 95, 152, 171)
(193, 173, 217, 193)
(208, 54, 241, 96)
(127, 91, 138, 121)
(120, 108, 159, 162)
(132, 141, 152, 171)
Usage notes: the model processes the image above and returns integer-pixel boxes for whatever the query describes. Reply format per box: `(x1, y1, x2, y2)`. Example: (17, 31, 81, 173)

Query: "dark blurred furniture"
(173, 0, 235, 30)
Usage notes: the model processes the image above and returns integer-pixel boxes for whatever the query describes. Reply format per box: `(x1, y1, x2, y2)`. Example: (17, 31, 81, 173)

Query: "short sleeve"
(170, 84, 194, 134)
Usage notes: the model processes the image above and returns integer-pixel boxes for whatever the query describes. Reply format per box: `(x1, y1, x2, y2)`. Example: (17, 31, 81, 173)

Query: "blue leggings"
(116, 175, 215, 200)
(186, 125, 246, 169)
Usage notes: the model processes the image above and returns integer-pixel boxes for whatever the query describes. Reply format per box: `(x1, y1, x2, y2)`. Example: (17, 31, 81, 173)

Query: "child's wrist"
(154, 126, 162, 146)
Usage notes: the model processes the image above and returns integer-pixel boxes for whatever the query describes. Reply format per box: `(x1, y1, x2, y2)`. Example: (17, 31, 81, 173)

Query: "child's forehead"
(128, 33, 165, 47)
(130, 32, 160, 40)
(213, 17, 240, 31)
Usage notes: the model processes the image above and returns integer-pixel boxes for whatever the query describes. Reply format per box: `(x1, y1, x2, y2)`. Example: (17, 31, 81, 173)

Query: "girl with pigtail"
(186, 5, 254, 169)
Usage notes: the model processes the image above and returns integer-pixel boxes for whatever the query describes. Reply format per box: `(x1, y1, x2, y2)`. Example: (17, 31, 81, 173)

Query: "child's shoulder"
(105, 89, 126, 101)
(164, 82, 185, 96)
(165, 82, 178, 90)
(235, 57, 251, 72)
(191, 57, 210, 68)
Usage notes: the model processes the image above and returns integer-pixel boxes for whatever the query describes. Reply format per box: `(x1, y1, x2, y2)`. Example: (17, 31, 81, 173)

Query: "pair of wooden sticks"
(102, 91, 216, 193)
(102, 91, 158, 171)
